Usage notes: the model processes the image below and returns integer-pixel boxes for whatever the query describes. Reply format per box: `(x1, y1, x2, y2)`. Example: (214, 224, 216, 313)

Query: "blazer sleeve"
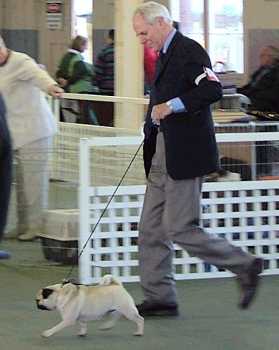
(179, 63, 223, 114)
(177, 42, 222, 113)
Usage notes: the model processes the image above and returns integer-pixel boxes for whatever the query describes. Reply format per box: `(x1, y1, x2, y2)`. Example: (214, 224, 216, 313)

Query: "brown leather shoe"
(136, 300, 179, 317)
(238, 257, 263, 309)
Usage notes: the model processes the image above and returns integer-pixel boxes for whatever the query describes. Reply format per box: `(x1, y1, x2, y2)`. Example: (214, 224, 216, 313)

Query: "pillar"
(114, 0, 144, 130)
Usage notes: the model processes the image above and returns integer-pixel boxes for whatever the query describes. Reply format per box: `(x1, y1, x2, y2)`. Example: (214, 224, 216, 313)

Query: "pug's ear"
(61, 283, 76, 294)
(42, 288, 54, 299)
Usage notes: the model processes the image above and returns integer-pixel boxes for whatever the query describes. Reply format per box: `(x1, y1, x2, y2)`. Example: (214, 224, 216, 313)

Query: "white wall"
(244, 0, 279, 74)
(245, 0, 279, 29)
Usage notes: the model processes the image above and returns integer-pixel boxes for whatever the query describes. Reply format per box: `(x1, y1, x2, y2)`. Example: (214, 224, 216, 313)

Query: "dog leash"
(63, 140, 144, 283)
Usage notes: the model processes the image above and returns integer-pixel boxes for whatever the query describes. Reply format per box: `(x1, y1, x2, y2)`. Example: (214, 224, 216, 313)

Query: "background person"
(237, 45, 279, 113)
(0, 94, 12, 259)
(56, 35, 98, 124)
(56, 35, 96, 94)
(143, 21, 179, 95)
(94, 29, 115, 96)
(133, 1, 263, 317)
(144, 44, 158, 94)
(0, 35, 63, 241)
(92, 29, 115, 126)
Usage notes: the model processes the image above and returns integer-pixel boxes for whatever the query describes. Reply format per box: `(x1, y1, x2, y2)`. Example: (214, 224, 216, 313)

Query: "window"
(73, 0, 93, 63)
(177, 0, 244, 73)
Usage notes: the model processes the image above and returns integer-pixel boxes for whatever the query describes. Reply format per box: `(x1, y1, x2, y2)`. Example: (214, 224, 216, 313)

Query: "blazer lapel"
(154, 31, 181, 83)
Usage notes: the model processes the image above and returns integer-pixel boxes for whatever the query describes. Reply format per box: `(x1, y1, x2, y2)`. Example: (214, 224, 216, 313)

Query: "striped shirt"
(94, 44, 114, 95)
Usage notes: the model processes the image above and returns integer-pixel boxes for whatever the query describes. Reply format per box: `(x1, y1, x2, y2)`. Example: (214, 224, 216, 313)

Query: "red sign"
(47, 3, 62, 13)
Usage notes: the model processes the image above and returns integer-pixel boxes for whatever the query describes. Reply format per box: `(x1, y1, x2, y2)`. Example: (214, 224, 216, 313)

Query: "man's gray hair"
(134, 1, 172, 25)
(0, 35, 6, 49)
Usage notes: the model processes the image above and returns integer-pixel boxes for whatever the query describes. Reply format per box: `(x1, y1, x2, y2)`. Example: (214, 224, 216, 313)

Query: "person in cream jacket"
(0, 35, 63, 241)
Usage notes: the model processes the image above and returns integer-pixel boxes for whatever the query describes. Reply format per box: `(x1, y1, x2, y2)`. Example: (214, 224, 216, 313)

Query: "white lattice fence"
(79, 137, 279, 284)
(48, 95, 146, 184)
(51, 122, 144, 184)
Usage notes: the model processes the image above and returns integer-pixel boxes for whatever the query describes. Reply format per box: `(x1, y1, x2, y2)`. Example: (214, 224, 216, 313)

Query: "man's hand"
(48, 84, 64, 98)
(151, 102, 172, 125)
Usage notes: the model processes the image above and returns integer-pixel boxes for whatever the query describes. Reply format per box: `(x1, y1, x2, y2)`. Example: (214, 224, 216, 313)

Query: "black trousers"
(0, 113, 12, 240)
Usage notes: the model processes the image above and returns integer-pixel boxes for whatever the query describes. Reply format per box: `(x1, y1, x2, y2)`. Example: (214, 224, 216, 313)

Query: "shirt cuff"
(168, 98, 186, 113)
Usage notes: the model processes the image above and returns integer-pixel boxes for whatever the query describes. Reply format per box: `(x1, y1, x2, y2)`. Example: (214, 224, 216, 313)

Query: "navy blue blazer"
(144, 32, 222, 180)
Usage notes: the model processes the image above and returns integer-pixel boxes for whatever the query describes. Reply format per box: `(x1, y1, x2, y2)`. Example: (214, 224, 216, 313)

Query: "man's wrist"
(167, 98, 186, 113)
(166, 100, 173, 113)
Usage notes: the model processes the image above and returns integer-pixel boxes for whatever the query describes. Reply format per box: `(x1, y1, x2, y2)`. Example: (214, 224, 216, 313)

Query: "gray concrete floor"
(0, 239, 278, 350)
(1, 181, 279, 349)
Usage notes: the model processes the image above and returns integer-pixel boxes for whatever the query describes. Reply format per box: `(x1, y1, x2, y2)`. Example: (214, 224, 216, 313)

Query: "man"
(132, 2, 263, 317)
(94, 29, 115, 96)
(92, 29, 115, 126)
(238, 45, 279, 113)
(0, 35, 63, 241)
(0, 94, 12, 259)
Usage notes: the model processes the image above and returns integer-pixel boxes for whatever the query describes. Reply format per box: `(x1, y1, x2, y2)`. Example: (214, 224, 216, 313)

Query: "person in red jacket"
(143, 22, 180, 94)
(144, 44, 158, 94)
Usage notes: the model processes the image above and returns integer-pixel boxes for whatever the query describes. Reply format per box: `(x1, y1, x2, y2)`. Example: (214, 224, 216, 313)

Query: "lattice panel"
(50, 122, 144, 184)
(79, 181, 279, 283)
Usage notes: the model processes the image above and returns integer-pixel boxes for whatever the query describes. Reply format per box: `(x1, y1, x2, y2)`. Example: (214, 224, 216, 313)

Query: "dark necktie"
(156, 50, 165, 74)
(159, 50, 166, 64)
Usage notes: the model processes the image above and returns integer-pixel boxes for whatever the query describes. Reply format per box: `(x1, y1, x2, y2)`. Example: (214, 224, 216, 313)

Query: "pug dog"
(36, 275, 144, 338)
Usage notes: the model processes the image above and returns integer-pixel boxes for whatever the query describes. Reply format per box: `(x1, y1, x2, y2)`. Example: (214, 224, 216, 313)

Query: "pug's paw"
(41, 329, 53, 338)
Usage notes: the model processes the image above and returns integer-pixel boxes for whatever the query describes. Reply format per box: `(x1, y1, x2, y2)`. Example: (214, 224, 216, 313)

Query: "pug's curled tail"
(99, 274, 122, 286)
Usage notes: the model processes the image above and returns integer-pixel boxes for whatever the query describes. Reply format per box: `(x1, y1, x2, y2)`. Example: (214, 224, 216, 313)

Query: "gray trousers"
(14, 137, 51, 234)
(138, 132, 254, 304)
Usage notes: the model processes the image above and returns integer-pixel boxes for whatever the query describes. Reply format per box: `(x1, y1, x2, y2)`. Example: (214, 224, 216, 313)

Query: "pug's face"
(36, 284, 61, 311)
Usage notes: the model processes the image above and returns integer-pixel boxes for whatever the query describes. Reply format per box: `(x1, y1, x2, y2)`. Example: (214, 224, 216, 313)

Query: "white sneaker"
(17, 231, 38, 241)
(4, 228, 18, 239)
(217, 171, 241, 182)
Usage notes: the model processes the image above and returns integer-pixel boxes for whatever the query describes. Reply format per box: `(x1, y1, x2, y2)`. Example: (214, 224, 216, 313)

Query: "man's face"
(259, 47, 273, 67)
(133, 13, 164, 51)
